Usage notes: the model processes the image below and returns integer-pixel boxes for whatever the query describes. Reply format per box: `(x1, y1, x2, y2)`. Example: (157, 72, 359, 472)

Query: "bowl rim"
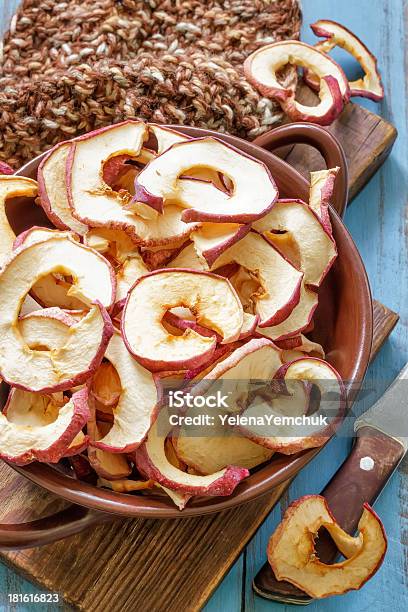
(10, 125, 373, 518)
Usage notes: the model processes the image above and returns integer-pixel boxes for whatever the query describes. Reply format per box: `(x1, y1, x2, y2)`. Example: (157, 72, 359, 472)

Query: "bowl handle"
(253, 122, 349, 218)
(0, 505, 114, 550)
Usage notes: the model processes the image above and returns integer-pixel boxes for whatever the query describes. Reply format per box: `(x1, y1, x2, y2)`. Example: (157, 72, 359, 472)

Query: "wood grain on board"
(0, 301, 398, 612)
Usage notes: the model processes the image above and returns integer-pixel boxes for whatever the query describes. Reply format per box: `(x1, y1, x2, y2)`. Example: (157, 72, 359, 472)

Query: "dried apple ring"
(0, 235, 115, 392)
(3, 386, 88, 457)
(89, 330, 162, 453)
(257, 284, 318, 341)
(134, 137, 278, 222)
(309, 167, 339, 234)
(307, 20, 384, 101)
(134, 419, 249, 496)
(67, 120, 149, 240)
(122, 269, 244, 372)
(38, 141, 88, 235)
(268, 495, 387, 598)
(240, 357, 345, 454)
(0, 387, 90, 465)
(209, 232, 303, 327)
(253, 199, 337, 287)
(149, 124, 188, 153)
(191, 222, 251, 267)
(0, 176, 38, 268)
(87, 399, 131, 479)
(244, 41, 350, 125)
(173, 407, 273, 474)
(276, 334, 325, 363)
(14, 227, 86, 309)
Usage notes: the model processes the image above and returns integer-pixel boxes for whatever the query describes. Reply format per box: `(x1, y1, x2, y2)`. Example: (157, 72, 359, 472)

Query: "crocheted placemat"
(0, 0, 301, 167)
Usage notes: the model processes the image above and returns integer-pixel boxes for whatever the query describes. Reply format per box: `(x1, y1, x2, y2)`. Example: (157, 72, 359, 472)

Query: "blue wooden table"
(0, 0, 407, 610)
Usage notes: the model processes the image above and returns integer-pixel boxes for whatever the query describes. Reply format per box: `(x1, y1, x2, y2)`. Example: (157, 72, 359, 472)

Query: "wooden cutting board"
(0, 101, 398, 612)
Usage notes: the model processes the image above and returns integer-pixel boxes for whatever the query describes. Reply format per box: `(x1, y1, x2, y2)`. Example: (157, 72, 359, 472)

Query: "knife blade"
(253, 363, 408, 604)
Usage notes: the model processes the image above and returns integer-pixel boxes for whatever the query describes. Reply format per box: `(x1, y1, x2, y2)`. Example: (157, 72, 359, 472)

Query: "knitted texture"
(0, 0, 301, 167)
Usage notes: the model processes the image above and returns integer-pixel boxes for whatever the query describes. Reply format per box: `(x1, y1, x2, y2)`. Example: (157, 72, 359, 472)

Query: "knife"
(253, 363, 408, 605)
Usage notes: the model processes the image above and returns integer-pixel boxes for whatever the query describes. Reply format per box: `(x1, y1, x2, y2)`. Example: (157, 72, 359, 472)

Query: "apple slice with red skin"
(134, 418, 249, 496)
(0, 387, 90, 465)
(104, 149, 159, 221)
(189, 338, 282, 413)
(148, 125, 232, 191)
(4, 386, 90, 458)
(67, 120, 151, 240)
(87, 399, 131, 479)
(0, 235, 114, 392)
(309, 167, 339, 234)
(13, 232, 115, 310)
(13, 226, 80, 251)
(134, 137, 278, 222)
(306, 21, 384, 101)
(148, 125, 236, 193)
(38, 141, 88, 235)
(253, 199, 337, 288)
(122, 269, 244, 372)
(275, 334, 325, 362)
(168, 242, 208, 271)
(149, 124, 188, 153)
(128, 203, 200, 247)
(0, 161, 14, 175)
(191, 222, 251, 267)
(169, 244, 239, 279)
(210, 232, 303, 327)
(268, 495, 387, 598)
(257, 283, 318, 342)
(63, 430, 89, 456)
(14, 227, 88, 310)
(4, 302, 112, 393)
(90, 330, 162, 453)
(0, 176, 38, 268)
(251, 204, 327, 340)
(240, 357, 345, 454)
(183, 341, 244, 382)
(173, 407, 273, 474)
(244, 41, 349, 125)
(130, 179, 235, 248)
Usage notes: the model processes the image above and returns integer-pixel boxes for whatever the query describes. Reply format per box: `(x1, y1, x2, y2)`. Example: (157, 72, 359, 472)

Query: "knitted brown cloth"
(0, 0, 301, 167)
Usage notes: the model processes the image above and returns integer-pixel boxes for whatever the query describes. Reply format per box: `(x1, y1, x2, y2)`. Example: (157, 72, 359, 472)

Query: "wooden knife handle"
(253, 426, 404, 603)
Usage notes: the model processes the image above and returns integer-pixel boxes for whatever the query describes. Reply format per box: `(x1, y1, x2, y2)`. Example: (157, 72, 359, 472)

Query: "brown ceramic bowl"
(0, 123, 372, 548)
